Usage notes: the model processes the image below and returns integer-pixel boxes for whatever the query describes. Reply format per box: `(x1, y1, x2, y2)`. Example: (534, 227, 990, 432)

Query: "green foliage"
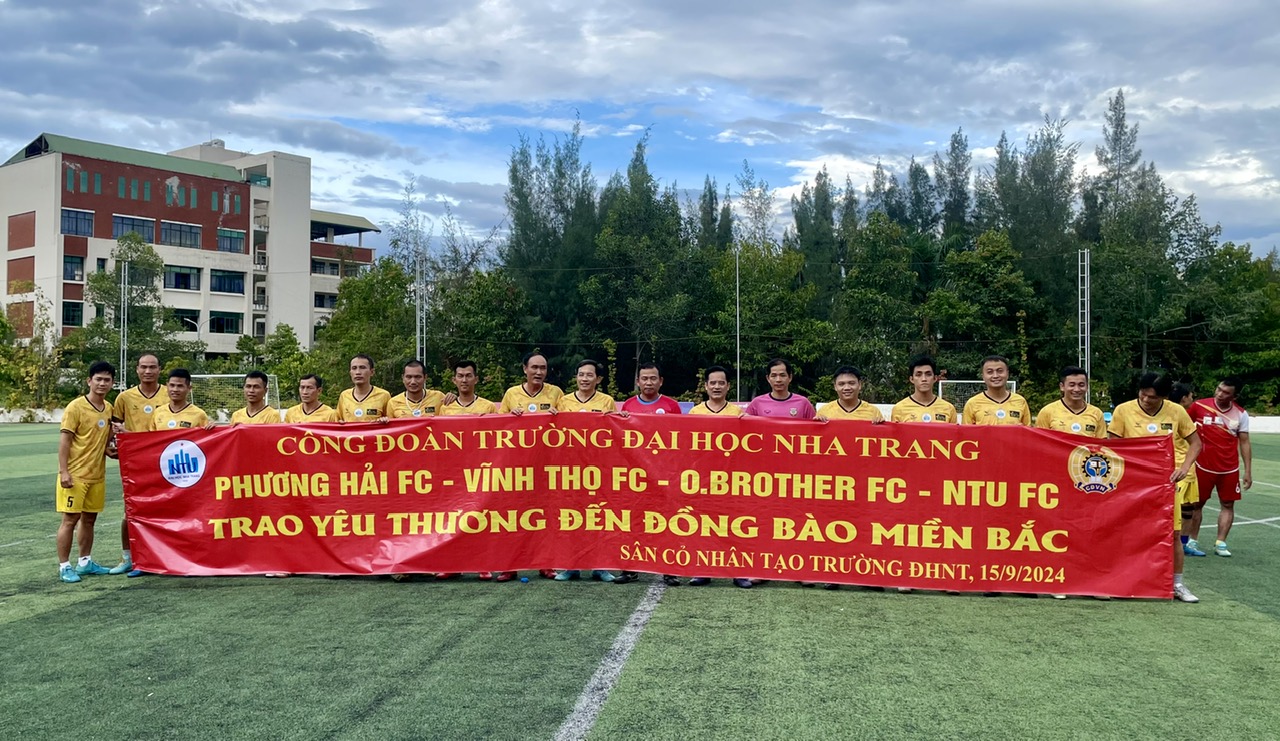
(311, 257, 415, 393)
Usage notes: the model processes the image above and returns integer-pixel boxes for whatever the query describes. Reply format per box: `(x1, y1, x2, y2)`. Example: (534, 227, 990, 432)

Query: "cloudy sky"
(2, 0, 1277, 252)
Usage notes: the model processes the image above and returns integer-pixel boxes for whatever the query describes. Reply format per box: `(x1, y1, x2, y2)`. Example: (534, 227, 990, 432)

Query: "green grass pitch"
(2, 426, 1278, 740)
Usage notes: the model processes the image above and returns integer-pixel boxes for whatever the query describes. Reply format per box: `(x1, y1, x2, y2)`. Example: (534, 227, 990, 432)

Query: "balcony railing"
(253, 296, 268, 312)
(254, 215, 269, 232)
(247, 174, 271, 187)
(253, 253, 268, 271)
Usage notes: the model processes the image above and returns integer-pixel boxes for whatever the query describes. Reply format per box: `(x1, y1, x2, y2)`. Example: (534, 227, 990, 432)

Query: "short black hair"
(1219, 376, 1244, 395)
(704, 365, 730, 382)
(521, 351, 546, 366)
(577, 359, 604, 375)
(1059, 366, 1088, 382)
(168, 368, 192, 384)
(453, 360, 477, 374)
(88, 360, 116, 379)
(1137, 372, 1173, 397)
(245, 370, 269, 385)
(403, 359, 426, 372)
(351, 354, 374, 369)
(637, 362, 661, 375)
(980, 355, 1010, 372)
(766, 358, 793, 375)
(300, 374, 323, 388)
(833, 365, 863, 381)
(1171, 383, 1194, 402)
(907, 355, 937, 376)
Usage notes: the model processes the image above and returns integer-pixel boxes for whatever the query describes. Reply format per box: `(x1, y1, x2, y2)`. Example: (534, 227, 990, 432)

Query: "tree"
(788, 166, 840, 316)
(933, 128, 973, 241)
(311, 258, 415, 392)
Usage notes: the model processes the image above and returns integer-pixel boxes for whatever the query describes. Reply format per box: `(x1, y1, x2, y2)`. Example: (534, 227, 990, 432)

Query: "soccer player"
(495, 352, 563, 581)
(389, 360, 445, 418)
(619, 362, 683, 585)
(1186, 377, 1252, 558)
(962, 355, 1031, 426)
(688, 366, 752, 589)
(891, 356, 957, 424)
(108, 353, 163, 575)
(230, 371, 279, 424)
(338, 354, 391, 423)
(284, 375, 339, 423)
(56, 361, 117, 583)
(1108, 373, 1202, 603)
(620, 363, 683, 415)
(745, 358, 816, 419)
(556, 359, 620, 414)
(818, 366, 884, 422)
(439, 360, 497, 416)
(1035, 366, 1106, 438)
(498, 351, 563, 416)
(151, 369, 214, 431)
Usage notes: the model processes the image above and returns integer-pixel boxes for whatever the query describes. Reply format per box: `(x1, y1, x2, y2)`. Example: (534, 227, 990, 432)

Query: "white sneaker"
(1173, 583, 1199, 603)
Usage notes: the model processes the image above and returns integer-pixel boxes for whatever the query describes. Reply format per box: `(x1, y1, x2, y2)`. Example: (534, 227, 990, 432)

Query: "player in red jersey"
(1184, 377, 1252, 558)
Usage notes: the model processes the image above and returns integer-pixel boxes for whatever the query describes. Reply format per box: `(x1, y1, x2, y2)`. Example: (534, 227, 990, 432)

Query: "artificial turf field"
(2, 426, 1278, 740)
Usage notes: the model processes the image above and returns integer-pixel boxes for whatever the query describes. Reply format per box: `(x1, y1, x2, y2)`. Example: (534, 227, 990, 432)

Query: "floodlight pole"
(735, 245, 741, 402)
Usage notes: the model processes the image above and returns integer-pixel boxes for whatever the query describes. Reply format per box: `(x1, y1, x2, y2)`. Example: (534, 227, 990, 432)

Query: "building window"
(311, 259, 340, 276)
(234, 195, 241, 214)
(117, 176, 126, 197)
(164, 265, 201, 291)
(63, 255, 85, 282)
(66, 168, 75, 192)
(160, 221, 202, 249)
(189, 187, 198, 209)
(314, 293, 338, 309)
(211, 192, 219, 211)
(173, 308, 200, 332)
(343, 263, 364, 278)
(209, 311, 242, 334)
(61, 209, 94, 236)
(129, 179, 139, 200)
(93, 173, 101, 195)
(143, 181, 151, 202)
(62, 301, 84, 327)
(79, 171, 89, 193)
(217, 228, 246, 254)
(112, 215, 155, 241)
(96, 258, 107, 273)
(209, 269, 244, 294)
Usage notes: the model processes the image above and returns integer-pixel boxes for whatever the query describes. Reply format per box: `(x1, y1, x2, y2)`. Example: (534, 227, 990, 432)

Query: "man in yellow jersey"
(891, 355, 957, 424)
(688, 365, 752, 589)
(1168, 383, 1205, 556)
(434, 360, 496, 581)
(495, 352, 562, 581)
(1036, 366, 1106, 438)
(284, 375, 339, 423)
(438, 360, 496, 416)
(962, 355, 1031, 426)
(230, 371, 279, 424)
(150, 369, 214, 431)
(56, 361, 117, 583)
(498, 351, 563, 416)
(108, 353, 163, 575)
(1108, 373, 1202, 603)
(550, 359, 624, 582)
(818, 366, 884, 422)
(388, 360, 445, 418)
(338, 354, 391, 423)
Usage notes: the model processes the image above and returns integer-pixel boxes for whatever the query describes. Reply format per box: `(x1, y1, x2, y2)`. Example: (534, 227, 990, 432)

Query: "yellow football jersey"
(962, 392, 1031, 426)
(151, 403, 209, 431)
(556, 391, 617, 413)
(61, 396, 113, 483)
(1035, 400, 1106, 438)
(388, 390, 445, 418)
(688, 401, 744, 416)
(231, 406, 280, 424)
(890, 396, 957, 424)
(1108, 399, 1197, 467)
(498, 383, 563, 414)
(337, 386, 392, 422)
(112, 385, 163, 433)
(438, 397, 497, 416)
(284, 403, 339, 423)
(820, 400, 884, 422)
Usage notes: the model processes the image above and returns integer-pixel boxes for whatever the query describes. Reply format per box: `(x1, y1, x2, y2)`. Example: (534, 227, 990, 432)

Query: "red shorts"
(1196, 468, 1242, 503)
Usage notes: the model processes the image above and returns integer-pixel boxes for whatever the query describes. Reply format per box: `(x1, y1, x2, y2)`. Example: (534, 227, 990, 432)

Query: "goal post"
(937, 380, 1017, 414)
(189, 374, 280, 422)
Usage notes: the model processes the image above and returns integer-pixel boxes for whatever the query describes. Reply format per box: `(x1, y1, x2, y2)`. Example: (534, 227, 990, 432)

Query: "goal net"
(938, 380, 1017, 413)
(189, 374, 280, 423)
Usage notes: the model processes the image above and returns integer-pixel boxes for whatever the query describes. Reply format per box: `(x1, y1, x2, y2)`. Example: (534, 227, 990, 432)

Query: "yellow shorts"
(56, 480, 105, 513)
(1177, 475, 1200, 506)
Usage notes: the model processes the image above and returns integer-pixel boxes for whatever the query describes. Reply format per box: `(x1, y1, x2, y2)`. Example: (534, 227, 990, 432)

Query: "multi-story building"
(1, 133, 377, 353)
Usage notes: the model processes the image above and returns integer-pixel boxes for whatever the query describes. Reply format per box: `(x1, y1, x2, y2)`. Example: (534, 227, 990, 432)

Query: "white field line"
(553, 580, 666, 741)
(1202, 505, 1280, 530)
(0, 519, 120, 548)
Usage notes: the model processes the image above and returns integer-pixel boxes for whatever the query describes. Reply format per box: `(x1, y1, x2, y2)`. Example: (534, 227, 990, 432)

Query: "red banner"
(118, 415, 1175, 597)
